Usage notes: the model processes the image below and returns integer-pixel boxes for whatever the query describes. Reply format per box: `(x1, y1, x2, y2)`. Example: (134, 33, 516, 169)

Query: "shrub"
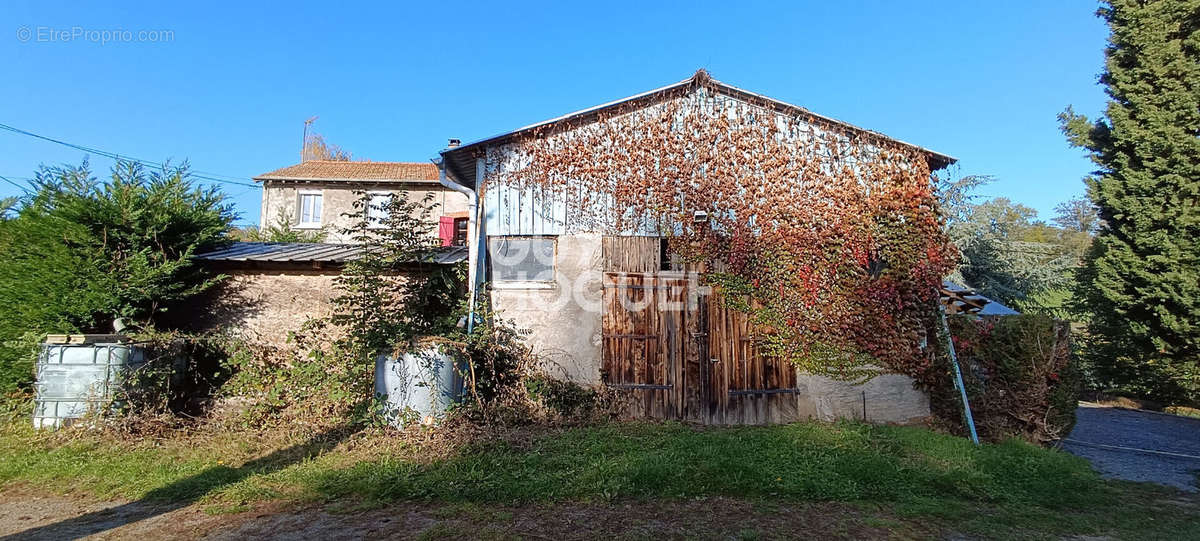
(0, 161, 233, 392)
(932, 315, 1080, 444)
(1164, 405, 1200, 419)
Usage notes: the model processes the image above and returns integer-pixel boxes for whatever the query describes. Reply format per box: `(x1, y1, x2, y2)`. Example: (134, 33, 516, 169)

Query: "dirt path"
(1063, 404, 1200, 492)
(0, 488, 921, 540)
(0, 488, 229, 540)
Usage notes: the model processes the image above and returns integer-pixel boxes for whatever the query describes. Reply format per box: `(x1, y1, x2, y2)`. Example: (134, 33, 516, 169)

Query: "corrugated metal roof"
(942, 281, 1021, 316)
(195, 242, 467, 265)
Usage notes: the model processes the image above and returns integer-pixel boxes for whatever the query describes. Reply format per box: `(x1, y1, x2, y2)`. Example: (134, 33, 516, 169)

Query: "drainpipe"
(435, 157, 480, 334)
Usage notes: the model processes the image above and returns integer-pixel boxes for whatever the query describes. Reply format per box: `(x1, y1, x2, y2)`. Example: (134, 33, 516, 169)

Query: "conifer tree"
(1061, 0, 1200, 402)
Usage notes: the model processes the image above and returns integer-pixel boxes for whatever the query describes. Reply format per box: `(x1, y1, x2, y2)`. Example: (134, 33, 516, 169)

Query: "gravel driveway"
(1063, 403, 1200, 492)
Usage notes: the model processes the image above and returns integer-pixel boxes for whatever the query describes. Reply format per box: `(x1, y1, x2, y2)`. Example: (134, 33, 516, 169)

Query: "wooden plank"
(697, 291, 713, 423)
(602, 236, 661, 273)
(643, 281, 656, 418)
(685, 287, 703, 422)
(662, 287, 678, 419)
(710, 292, 728, 425)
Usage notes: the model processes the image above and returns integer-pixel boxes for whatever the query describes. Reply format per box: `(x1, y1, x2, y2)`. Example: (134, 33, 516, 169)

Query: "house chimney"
(447, 138, 461, 148)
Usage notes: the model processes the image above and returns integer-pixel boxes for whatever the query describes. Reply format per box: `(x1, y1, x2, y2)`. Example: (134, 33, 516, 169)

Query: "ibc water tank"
(33, 336, 147, 429)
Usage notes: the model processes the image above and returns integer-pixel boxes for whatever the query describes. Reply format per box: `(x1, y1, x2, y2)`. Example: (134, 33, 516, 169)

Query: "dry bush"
(932, 315, 1081, 444)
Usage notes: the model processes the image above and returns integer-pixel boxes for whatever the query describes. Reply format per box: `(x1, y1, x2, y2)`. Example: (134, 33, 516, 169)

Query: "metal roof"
(441, 69, 957, 186)
(941, 281, 1021, 316)
(195, 242, 468, 265)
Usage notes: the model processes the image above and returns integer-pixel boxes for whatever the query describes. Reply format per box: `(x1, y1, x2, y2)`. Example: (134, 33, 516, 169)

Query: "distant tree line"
(941, 175, 1096, 319)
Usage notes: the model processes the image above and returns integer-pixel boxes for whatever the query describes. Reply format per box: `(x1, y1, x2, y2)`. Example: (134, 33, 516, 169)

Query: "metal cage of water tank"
(33, 337, 147, 429)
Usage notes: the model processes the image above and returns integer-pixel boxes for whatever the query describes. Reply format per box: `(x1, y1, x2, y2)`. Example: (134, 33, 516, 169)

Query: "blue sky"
(1, 1, 1108, 226)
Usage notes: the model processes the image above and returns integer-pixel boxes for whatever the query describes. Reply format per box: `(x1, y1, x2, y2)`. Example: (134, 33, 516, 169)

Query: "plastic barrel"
(374, 345, 463, 427)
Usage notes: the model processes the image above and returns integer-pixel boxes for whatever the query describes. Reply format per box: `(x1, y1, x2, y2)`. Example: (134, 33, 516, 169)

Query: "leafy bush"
(331, 190, 462, 354)
(214, 323, 380, 429)
(524, 375, 611, 421)
(234, 210, 327, 243)
(932, 315, 1080, 443)
(0, 161, 233, 392)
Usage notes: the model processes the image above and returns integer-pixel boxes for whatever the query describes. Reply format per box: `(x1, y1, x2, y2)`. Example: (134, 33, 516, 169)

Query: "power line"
(0, 122, 261, 189)
(0, 174, 32, 194)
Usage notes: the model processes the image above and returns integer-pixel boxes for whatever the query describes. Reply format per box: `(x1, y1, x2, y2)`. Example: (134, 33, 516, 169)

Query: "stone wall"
(187, 270, 342, 348)
(489, 234, 605, 384)
(796, 374, 931, 425)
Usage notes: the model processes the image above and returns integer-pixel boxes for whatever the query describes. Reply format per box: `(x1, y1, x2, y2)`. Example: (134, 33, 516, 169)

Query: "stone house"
(438, 70, 956, 425)
(255, 160, 470, 244)
(189, 161, 471, 349)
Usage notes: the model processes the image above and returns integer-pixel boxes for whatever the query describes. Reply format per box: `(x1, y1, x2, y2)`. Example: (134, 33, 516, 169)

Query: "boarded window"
(488, 236, 556, 281)
(602, 236, 661, 273)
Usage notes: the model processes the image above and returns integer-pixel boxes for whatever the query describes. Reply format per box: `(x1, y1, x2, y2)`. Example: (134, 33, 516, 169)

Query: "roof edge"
(253, 175, 442, 183)
(441, 69, 956, 169)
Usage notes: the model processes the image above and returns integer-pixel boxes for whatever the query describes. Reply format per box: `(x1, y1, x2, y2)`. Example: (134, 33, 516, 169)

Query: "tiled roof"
(195, 242, 467, 265)
(254, 161, 439, 183)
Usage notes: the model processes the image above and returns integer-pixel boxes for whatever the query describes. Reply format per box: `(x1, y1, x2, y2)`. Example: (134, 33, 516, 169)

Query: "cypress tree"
(1061, 0, 1200, 402)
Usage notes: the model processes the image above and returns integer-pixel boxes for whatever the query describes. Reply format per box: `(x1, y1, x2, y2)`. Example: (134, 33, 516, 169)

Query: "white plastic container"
(374, 342, 464, 427)
(33, 336, 146, 429)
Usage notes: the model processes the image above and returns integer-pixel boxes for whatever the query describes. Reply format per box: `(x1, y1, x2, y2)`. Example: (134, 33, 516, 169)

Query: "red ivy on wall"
(486, 87, 957, 381)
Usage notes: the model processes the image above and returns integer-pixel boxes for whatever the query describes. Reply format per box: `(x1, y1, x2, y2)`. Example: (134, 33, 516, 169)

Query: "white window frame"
(366, 191, 393, 229)
(296, 189, 323, 228)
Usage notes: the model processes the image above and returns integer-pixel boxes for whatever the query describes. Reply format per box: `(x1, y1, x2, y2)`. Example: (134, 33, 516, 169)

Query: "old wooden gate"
(601, 271, 802, 425)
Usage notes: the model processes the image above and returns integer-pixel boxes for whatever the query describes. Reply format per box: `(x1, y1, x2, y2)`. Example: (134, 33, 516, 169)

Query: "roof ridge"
(253, 160, 439, 182)
(442, 69, 954, 169)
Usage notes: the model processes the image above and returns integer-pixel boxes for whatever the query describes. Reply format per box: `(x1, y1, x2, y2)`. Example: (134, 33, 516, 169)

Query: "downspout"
(435, 158, 480, 334)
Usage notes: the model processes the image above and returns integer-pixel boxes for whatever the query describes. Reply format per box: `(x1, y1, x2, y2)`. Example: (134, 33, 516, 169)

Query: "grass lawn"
(1, 417, 1196, 540)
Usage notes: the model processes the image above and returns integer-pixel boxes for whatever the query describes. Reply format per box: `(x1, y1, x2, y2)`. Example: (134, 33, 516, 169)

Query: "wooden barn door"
(700, 291, 801, 424)
(601, 272, 692, 420)
(600, 236, 802, 424)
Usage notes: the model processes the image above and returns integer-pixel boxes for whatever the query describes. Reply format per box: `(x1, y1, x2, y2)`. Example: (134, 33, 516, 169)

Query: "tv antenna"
(301, 116, 319, 161)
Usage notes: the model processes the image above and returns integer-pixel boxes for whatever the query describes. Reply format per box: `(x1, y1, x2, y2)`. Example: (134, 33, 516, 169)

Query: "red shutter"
(438, 216, 454, 246)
